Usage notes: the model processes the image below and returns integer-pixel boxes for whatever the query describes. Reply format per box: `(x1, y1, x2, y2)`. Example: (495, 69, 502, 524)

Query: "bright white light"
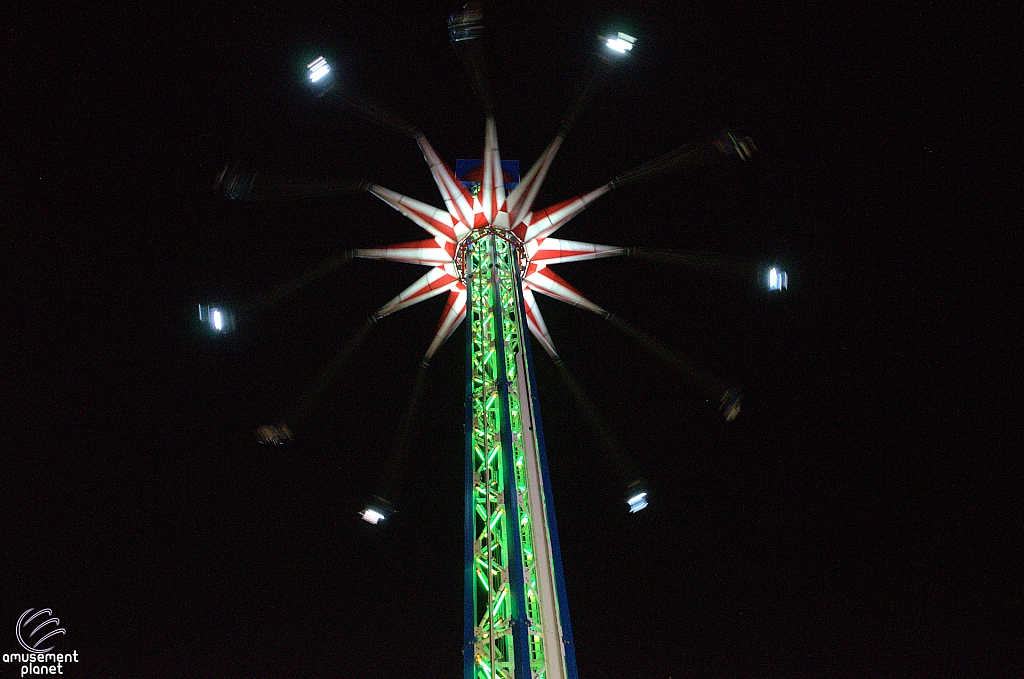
(627, 492, 648, 513)
(308, 56, 330, 83)
(310, 64, 330, 82)
(199, 304, 233, 333)
(606, 38, 629, 53)
(361, 508, 385, 524)
(605, 32, 636, 54)
(768, 267, 788, 291)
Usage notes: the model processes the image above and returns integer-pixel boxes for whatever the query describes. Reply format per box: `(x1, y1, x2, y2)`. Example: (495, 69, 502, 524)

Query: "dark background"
(3, 2, 1016, 677)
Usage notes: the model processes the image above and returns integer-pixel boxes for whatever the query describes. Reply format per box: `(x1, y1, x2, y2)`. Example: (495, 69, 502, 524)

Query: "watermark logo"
(15, 610, 64, 654)
(4, 608, 78, 676)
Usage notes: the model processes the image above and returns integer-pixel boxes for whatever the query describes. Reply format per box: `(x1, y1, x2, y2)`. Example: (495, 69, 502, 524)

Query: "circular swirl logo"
(16, 609, 65, 653)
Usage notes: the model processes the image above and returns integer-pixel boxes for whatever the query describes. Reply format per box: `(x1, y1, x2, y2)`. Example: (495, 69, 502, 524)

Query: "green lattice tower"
(462, 231, 578, 679)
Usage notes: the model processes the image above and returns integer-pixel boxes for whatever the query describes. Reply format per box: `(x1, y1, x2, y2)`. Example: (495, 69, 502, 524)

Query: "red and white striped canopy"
(357, 118, 622, 359)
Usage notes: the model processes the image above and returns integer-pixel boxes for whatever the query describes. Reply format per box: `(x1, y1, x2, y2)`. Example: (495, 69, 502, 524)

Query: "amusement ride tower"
(210, 6, 773, 679)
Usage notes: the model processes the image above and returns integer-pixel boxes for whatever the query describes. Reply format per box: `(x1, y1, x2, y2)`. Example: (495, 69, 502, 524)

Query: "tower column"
(465, 232, 574, 679)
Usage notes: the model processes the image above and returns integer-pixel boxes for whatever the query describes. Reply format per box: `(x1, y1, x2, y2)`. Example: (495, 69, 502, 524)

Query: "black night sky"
(4, 3, 1015, 677)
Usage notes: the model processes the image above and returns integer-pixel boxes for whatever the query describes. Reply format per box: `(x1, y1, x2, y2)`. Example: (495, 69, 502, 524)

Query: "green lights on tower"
(465, 233, 568, 679)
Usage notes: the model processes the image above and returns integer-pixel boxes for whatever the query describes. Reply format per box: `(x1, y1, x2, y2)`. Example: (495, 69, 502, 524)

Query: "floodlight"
(198, 304, 235, 333)
(360, 495, 395, 524)
(627, 492, 648, 513)
(307, 56, 331, 83)
(605, 32, 637, 54)
(768, 267, 788, 291)
(624, 479, 649, 513)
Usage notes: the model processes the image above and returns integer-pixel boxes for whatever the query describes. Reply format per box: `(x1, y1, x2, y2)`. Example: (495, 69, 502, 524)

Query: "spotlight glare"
(198, 304, 234, 333)
(624, 479, 650, 513)
(605, 32, 636, 54)
(308, 56, 331, 83)
(768, 267, 788, 291)
(360, 496, 395, 525)
(627, 492, 649, 513)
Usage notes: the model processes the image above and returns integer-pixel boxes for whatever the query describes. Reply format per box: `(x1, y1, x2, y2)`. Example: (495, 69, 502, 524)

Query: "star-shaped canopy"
(357, 118, 622, 360)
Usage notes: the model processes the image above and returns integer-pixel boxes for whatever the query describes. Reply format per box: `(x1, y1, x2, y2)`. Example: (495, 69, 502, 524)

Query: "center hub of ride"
(454, 226, 527, 282)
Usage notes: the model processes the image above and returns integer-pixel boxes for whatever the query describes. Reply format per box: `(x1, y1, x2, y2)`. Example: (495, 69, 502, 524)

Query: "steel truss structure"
(219, 16, 757, 677)
(351, 117, 751, 678)
(356, 115, 627, 679)
(463, 231, 574, 679)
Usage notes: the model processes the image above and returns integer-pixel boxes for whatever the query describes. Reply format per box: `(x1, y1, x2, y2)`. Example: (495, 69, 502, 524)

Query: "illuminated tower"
(456, 158, 577, 679)
(346, 117, 753, 679)
(217, 103, 756, 679)
(212, 9, 764, 677)
(354, 120, 601, 679)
